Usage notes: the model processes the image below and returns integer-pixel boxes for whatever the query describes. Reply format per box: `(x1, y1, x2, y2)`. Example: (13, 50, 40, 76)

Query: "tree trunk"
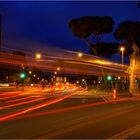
(84, 38, 97, 55)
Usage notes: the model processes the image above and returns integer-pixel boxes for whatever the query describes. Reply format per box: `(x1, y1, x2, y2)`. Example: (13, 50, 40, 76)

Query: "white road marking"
(109, 124, 140, 139)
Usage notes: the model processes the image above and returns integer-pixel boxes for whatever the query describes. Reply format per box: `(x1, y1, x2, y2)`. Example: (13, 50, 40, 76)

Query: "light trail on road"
(0, 88, 50, 101)
(9, 96, 140, 122)
(0, 92, 31, 100)
(0, 89, 83, 122)
(0, 97, 45, 110)
(5, 96, 40, 103)
(0, 47, 129, 76)
(0, 91, 21, 96)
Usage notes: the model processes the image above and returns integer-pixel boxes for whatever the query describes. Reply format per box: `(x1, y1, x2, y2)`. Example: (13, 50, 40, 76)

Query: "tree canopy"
(89, 42, 120, 57)
(69, 16, 140, 57)
(69, 16, 114, 55)
(114, 21, 140, 53)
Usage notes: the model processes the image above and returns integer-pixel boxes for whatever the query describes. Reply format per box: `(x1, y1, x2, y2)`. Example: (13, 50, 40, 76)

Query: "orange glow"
(36, 53, 41, 59)
(120, 47, 124, 51)
(95, 60, 111, 65)
(112, 89, 117, 99)
(0, 89, 82, 122)
(0, 93, 25, 100)
(29, 71, 32, 74)
(78, 52, 83, 57)
(5, 96, 35, 103)
(57, 67, 60, 71)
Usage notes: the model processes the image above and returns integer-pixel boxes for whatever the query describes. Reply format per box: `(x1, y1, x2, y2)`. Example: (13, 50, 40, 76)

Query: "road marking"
(100, 95, 112, 102)
(109, 124, 140, 139)
(34, 98, 140, 139)
(35, 105, 140, 139)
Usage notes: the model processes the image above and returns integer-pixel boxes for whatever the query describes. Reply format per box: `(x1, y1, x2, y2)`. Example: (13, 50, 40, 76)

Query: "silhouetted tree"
(69, 16, 114, 55)
(114, 21, 140, 55)
(89, 42, 120, 57)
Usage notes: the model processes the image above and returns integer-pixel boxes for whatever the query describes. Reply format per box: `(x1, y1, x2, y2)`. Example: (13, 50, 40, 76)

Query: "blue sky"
(0, 1, 139, 63)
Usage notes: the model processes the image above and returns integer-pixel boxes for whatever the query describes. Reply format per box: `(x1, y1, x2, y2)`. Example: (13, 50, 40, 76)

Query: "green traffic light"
(20, 72, 26, 79)
(107, 75, 112, 80)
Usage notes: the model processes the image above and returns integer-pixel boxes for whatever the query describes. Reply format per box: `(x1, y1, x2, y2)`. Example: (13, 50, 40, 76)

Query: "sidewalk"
(73, 89, 132, 99)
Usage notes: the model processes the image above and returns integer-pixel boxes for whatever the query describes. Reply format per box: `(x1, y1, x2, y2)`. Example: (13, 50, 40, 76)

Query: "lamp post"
(120, 47, 124, 72)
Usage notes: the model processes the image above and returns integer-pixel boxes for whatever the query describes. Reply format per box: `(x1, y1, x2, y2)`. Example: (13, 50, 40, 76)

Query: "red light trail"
(5, 96, 38, 103)
(9, 96, 140, 122)
(0, 97, 45, 110)
(0, 89, 83, 122)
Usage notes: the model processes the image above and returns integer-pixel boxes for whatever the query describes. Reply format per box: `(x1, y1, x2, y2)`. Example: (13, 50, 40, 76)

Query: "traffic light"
(20, 72, 26, 79)
(107, 75, 112, 81)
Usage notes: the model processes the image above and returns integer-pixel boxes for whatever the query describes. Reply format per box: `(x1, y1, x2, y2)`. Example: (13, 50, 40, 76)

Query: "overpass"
(0, 44, 129, 77)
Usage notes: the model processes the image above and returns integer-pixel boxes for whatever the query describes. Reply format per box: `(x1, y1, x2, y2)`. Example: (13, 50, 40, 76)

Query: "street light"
(82, 79, 87, 87)
(120, 47, 125, 72)
(57, 67, 60, 71)
(78, 52, 83, 57)
(36, 53, 42, 59)
(29, 71, 32, 74)
(118, 76, 121, 80)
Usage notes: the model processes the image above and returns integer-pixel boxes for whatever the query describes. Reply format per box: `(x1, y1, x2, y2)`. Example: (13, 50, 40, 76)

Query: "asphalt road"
(1, 87, 140, 139)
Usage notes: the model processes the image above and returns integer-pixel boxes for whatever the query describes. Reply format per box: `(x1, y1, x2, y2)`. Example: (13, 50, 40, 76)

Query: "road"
(0, 87, 140, 139)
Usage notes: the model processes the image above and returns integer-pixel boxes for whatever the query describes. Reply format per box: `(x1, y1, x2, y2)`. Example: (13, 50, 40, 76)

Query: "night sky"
(0, 1, 139, 63)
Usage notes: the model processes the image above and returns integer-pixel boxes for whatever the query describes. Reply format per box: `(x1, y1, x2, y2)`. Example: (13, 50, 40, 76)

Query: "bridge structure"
(0, 44, 128, 76)
(0, 43, 139, 95)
